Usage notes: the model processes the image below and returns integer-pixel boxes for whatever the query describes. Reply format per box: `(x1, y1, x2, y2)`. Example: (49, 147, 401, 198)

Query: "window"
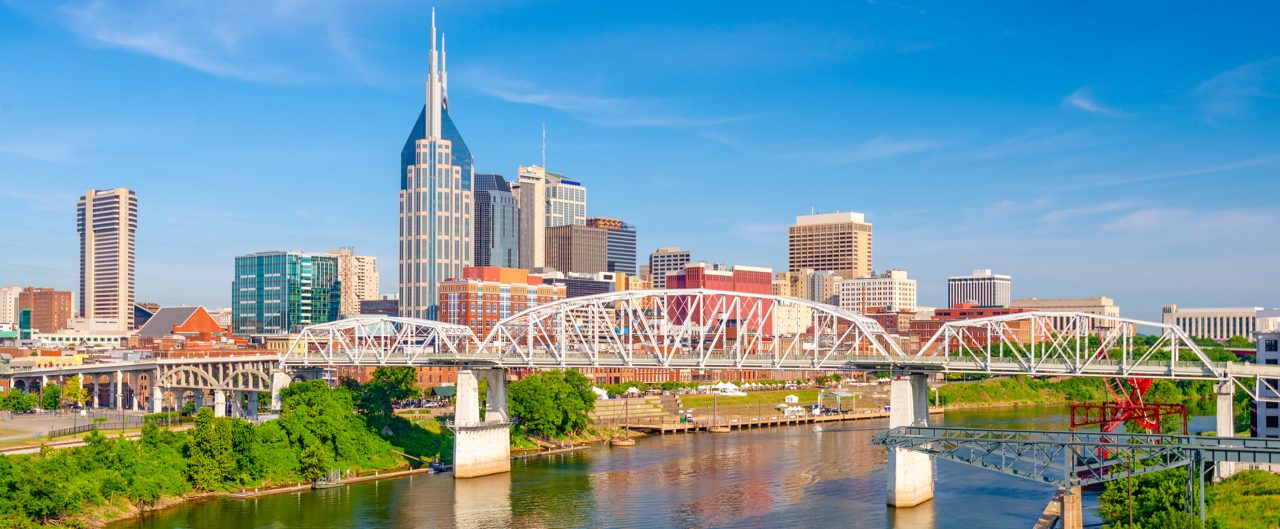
(1269, 416, 1280, 429)
(1267, 340, 1279, 352)
(1268, 402, 1279, 409)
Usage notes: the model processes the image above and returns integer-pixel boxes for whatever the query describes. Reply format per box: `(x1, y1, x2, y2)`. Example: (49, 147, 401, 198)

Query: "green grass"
(1206, 470, 1280, 529)
(936, 376, 1107, 407)
(680, 389, 823, 408)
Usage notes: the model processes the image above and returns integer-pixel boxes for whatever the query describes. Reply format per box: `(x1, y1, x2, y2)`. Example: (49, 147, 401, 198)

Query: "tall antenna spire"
(441, 33, 448, 109)
(426, 7, 442, 138)
(541, 122, 546, 169)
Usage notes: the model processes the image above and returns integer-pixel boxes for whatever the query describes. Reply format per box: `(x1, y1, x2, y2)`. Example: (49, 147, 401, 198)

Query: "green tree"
(344, 367, 421, 433)
(62, 375, 89, 408)
(508, 369, 597, 438)
(41, 383, 62, 411)
(186, 408, 236, 490)
(1225, 335, 1254, 348)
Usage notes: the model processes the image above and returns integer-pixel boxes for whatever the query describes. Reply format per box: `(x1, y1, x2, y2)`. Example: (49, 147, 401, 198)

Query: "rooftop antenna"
(541, 121, 547, 169)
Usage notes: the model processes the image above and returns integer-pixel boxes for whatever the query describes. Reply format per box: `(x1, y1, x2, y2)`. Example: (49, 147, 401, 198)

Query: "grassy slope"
(679, 389, 824, 408)
(936, 376, 1106, 408)
(1207, 470, 1280, 529)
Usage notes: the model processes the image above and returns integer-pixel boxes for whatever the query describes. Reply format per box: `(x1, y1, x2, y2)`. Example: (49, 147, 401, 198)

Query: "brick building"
(437, 266, 565, 338)
(18, 287, 73, 333)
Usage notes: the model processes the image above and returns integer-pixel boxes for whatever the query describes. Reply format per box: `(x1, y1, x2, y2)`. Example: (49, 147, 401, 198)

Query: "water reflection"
(115, 405, 1221, 529)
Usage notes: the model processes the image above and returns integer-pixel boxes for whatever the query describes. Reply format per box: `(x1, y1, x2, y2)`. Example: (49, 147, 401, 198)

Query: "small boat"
(708, 425, 731, 433)
(428, 462, 453, 474)
(813, 426, 824, 433)
(312, 470, 343, 490)
(610, 436, 636, 447)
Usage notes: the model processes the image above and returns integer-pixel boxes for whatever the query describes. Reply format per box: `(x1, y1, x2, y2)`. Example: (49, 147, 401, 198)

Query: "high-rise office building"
(806, 270, 843, 306)
(231, 251, 341, 336)
(839, 269, 917, 313)
(788, 212, 872, 280)
(473, 173, 520, 268)
(947, 269, 1012, 308)
(648, 247, 691, 289)
(513, 165, 586, 268)
(545, 225, 608, 274)
(586, 217, 637, 276)
(0, 286, 19, 326)
(400, 11, 473, 320)
(327, 248, 379, 316)
(77, 188, 137, 330)
(17, 287, 73, 333)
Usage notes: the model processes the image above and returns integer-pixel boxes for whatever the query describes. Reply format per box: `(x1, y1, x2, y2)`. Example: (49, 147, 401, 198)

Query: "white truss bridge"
(283, 289, 1280, 402)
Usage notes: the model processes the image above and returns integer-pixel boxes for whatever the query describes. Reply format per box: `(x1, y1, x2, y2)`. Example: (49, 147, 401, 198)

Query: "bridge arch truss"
(284, 316, 478, 366)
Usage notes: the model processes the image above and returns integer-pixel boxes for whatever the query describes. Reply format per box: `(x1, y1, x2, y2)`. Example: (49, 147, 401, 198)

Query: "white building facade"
(947, 269, 1011, 308)
(839, 269, 917, 313)
(1160, 305, 1280, 342)
(0, 286, 19, 326)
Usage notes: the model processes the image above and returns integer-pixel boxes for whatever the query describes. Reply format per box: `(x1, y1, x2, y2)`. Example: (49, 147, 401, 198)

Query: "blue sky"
(1, 1, 1278, 322)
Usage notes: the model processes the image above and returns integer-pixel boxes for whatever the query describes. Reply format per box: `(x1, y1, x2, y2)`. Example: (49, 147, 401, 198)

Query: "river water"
(110, 406, 1218, 529)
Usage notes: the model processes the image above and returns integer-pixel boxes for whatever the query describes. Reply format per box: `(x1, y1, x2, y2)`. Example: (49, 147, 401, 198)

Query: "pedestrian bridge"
(281, 289, 1280, 401)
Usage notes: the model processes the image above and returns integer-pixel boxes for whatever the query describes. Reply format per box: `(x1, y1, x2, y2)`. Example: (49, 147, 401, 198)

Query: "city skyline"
(2, 2, 1280, 322)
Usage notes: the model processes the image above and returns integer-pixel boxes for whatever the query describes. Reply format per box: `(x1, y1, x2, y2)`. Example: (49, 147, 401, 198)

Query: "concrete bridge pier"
(451, 368, 511, 479)
(247, 391, 259, 419)
(270, 370, 292, 412)
(214, 390, 227, 418)
(1215, 381, 1236, 480)
(151, 386, 163, 413)
(887, 373, 934, 508)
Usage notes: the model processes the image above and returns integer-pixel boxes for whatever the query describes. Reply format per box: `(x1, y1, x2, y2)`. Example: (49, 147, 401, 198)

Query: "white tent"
(592, 387, 609, 400)
(625, 386, 641, 395)
(784, 394, 799, 404)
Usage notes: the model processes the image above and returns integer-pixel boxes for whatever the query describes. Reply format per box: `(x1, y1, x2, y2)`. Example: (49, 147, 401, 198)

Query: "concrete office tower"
(17, 287, 74, 333)
(232, 251, 340, 335)
(327, 248, 379, 316)
(0, 286, 19, 325)
(586, 217, 637, 276)
(545, 225, 607, 274)
(473, 173, 520, 268)
(839, 269, 917, 313)
(788, 212, 873, 280)
(513, 165, 586, 268)
(648, 247, 691, 289)
(807, 270, 843, 306)
(947, 269, 1012, 308)
(400, 11, 474, 319)
(77, 188, 137, 330)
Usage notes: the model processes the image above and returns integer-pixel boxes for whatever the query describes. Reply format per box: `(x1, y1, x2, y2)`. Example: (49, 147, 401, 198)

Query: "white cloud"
(1063, 87, 1126, 116)
(1038, 200, 1136, 224)
(970, 127, 1097, 160)
(44, 0, 377, 83)
(803, 135, 947, 165)
(1105, 208, 1271, 232)
(1196, 57, 1280, 119)
(458, 67, 752, 128)
(1068, 154, 1280, 190)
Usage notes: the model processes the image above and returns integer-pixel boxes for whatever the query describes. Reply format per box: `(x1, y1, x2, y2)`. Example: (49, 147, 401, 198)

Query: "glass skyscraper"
(231, 251, 340, 336)
(473, 173, 520, 268)
(400, 12, 474, 320)
(587, 217, 637, 276)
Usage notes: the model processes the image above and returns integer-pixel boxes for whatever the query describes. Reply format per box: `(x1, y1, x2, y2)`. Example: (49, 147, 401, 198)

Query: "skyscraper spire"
(426, 7, 442, 138)
(441, 33, 449, 109)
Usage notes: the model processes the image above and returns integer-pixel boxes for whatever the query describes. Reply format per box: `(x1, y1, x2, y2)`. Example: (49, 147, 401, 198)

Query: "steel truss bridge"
(872, 426, 1280, 520)
(282, 289, 1280, 402)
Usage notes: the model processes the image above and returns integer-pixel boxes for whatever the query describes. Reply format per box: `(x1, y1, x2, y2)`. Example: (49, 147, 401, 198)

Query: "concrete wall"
(887, 373, 934, 507)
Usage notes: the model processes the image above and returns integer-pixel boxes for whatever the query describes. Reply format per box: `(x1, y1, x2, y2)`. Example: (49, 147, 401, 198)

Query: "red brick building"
(667, 263, 775, 338)
(18, 287, 73, 333)
(438, 267, 565, 338)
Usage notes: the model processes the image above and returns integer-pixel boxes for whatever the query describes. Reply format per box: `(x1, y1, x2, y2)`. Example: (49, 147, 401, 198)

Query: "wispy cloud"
(1063, 87, 1126, 116)
(458, 67, 752, 128)
(0, 188, 80, 213)
(1196, 57, 1280, 119)
(866, 0, 928, 16)
(729, 222, 789, 243)
(971, 127, 1097, 160)
(47, 0, 378, 83)
(1038, 200, 1136, 224)
(1105, 208, 1272, 232)
(1068, 154, 1280, 190)
(802, 135, 947, 165)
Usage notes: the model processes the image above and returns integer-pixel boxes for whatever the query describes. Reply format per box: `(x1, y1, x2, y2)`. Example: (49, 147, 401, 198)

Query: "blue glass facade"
(231, 251, 340, 335)
(473, 173, 520, 268)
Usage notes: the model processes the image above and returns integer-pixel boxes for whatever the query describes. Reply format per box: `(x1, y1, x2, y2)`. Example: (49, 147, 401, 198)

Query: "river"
(110, 406, 1219, 529)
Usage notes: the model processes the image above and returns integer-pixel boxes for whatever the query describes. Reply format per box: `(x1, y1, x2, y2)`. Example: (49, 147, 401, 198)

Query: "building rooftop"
(137, 307, 201, 339)
(793, 211, 867, 226)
